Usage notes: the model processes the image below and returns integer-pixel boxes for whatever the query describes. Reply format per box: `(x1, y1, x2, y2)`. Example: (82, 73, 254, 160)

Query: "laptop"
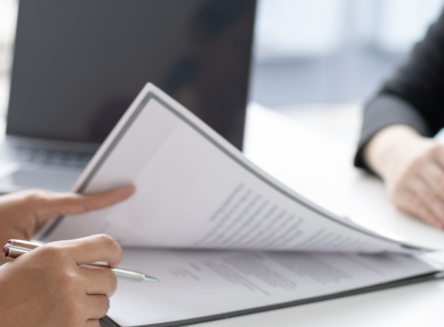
(0, 0, 256, 193)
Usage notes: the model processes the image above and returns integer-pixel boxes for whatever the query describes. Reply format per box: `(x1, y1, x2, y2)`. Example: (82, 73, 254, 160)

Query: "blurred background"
(1, 0, 443, 143)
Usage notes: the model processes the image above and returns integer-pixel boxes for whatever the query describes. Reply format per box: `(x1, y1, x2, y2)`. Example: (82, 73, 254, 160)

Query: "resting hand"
(0, 185, 135, 264)
(0, 234, 122, 327)
(365, 125, 444, 229)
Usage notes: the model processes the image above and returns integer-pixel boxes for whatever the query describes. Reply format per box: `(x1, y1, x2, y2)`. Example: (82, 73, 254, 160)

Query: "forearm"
(356, 11, 444, 172)
(364, 125, 424, 180)
(355, 8, 444, 229)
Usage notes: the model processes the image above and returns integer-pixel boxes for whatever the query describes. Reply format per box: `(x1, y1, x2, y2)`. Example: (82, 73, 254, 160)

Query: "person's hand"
(365, 125, 444, 229)
(0, 185, 135, 264)
(0, 234, 122, 327)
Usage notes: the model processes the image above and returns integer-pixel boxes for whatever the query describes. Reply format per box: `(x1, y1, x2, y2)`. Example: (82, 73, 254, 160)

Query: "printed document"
(39, 83, 443, 327)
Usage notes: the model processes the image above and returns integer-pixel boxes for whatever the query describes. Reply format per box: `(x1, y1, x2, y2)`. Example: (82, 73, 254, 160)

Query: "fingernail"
(3, 243, 10, 258)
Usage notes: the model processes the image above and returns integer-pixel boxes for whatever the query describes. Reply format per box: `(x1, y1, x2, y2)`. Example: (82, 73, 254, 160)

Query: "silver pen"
(3, 239, 159, 283)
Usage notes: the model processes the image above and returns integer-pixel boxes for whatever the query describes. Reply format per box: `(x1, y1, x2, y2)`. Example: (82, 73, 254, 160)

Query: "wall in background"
(255, 0, 444, 60)
(251, 0, 444, 107)
(0, 0, 442, 108)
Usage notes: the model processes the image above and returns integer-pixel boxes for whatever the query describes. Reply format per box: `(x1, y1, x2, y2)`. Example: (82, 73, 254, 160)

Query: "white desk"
(185, 103, 444, 327)
(1, 76, 444, 324)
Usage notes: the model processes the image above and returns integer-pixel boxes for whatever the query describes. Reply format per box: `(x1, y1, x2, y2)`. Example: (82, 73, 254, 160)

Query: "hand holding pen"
(0, 234, 148, 327)
(3, 240, 159, 283)
(0, 185, 150, 326)
(3, 239, 158, 282)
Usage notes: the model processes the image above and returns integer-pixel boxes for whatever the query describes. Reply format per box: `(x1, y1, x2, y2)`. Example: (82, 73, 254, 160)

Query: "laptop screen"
(7, 0, 256, 150)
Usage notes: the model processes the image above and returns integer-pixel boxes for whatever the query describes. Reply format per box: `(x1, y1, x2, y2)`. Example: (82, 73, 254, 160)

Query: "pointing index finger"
(35, 185, 135, 222)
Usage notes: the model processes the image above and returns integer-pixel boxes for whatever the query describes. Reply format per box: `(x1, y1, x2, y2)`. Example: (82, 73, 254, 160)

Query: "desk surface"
(186, 103, 444, 327)
(1, 87, 444, 325)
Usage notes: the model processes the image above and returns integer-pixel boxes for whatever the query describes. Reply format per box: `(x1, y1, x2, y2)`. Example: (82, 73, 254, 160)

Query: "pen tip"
(143, 275, 159, 283)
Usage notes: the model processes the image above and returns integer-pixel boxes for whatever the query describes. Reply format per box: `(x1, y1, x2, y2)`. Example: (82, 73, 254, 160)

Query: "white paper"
(37, 84, 441, 327)
(107, 248, 440, 327)
(44, 84, 428, 255)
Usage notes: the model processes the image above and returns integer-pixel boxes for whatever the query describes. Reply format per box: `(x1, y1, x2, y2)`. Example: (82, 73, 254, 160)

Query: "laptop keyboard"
(6, 147, 94, 169)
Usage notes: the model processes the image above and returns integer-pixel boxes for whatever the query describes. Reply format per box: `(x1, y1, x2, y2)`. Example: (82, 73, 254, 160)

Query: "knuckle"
(409, 157, 426, 172)
(104, 269, 118, 292)
(110, 275, 118, 293)
(38, 244, 68, 262)
(37, 245, 80, 293)
(96, 268, 118, 294)
(95, 295, 111, 318)
(102, 296, 111, 313)
(69, 193, 91, 212)
(24, 189, 52, 203)
(98, 234, 122, 256)
(100, 234, 116, 249)
(56, 271, 79, 296)
(63, 299, 84, 321)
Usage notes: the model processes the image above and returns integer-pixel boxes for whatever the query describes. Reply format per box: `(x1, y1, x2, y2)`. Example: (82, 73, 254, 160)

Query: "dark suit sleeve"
(354, 8, 444, 173)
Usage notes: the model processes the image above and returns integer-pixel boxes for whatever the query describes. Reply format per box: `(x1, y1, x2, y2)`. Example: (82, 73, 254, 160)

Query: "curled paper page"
(42, 83, 432, 255)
